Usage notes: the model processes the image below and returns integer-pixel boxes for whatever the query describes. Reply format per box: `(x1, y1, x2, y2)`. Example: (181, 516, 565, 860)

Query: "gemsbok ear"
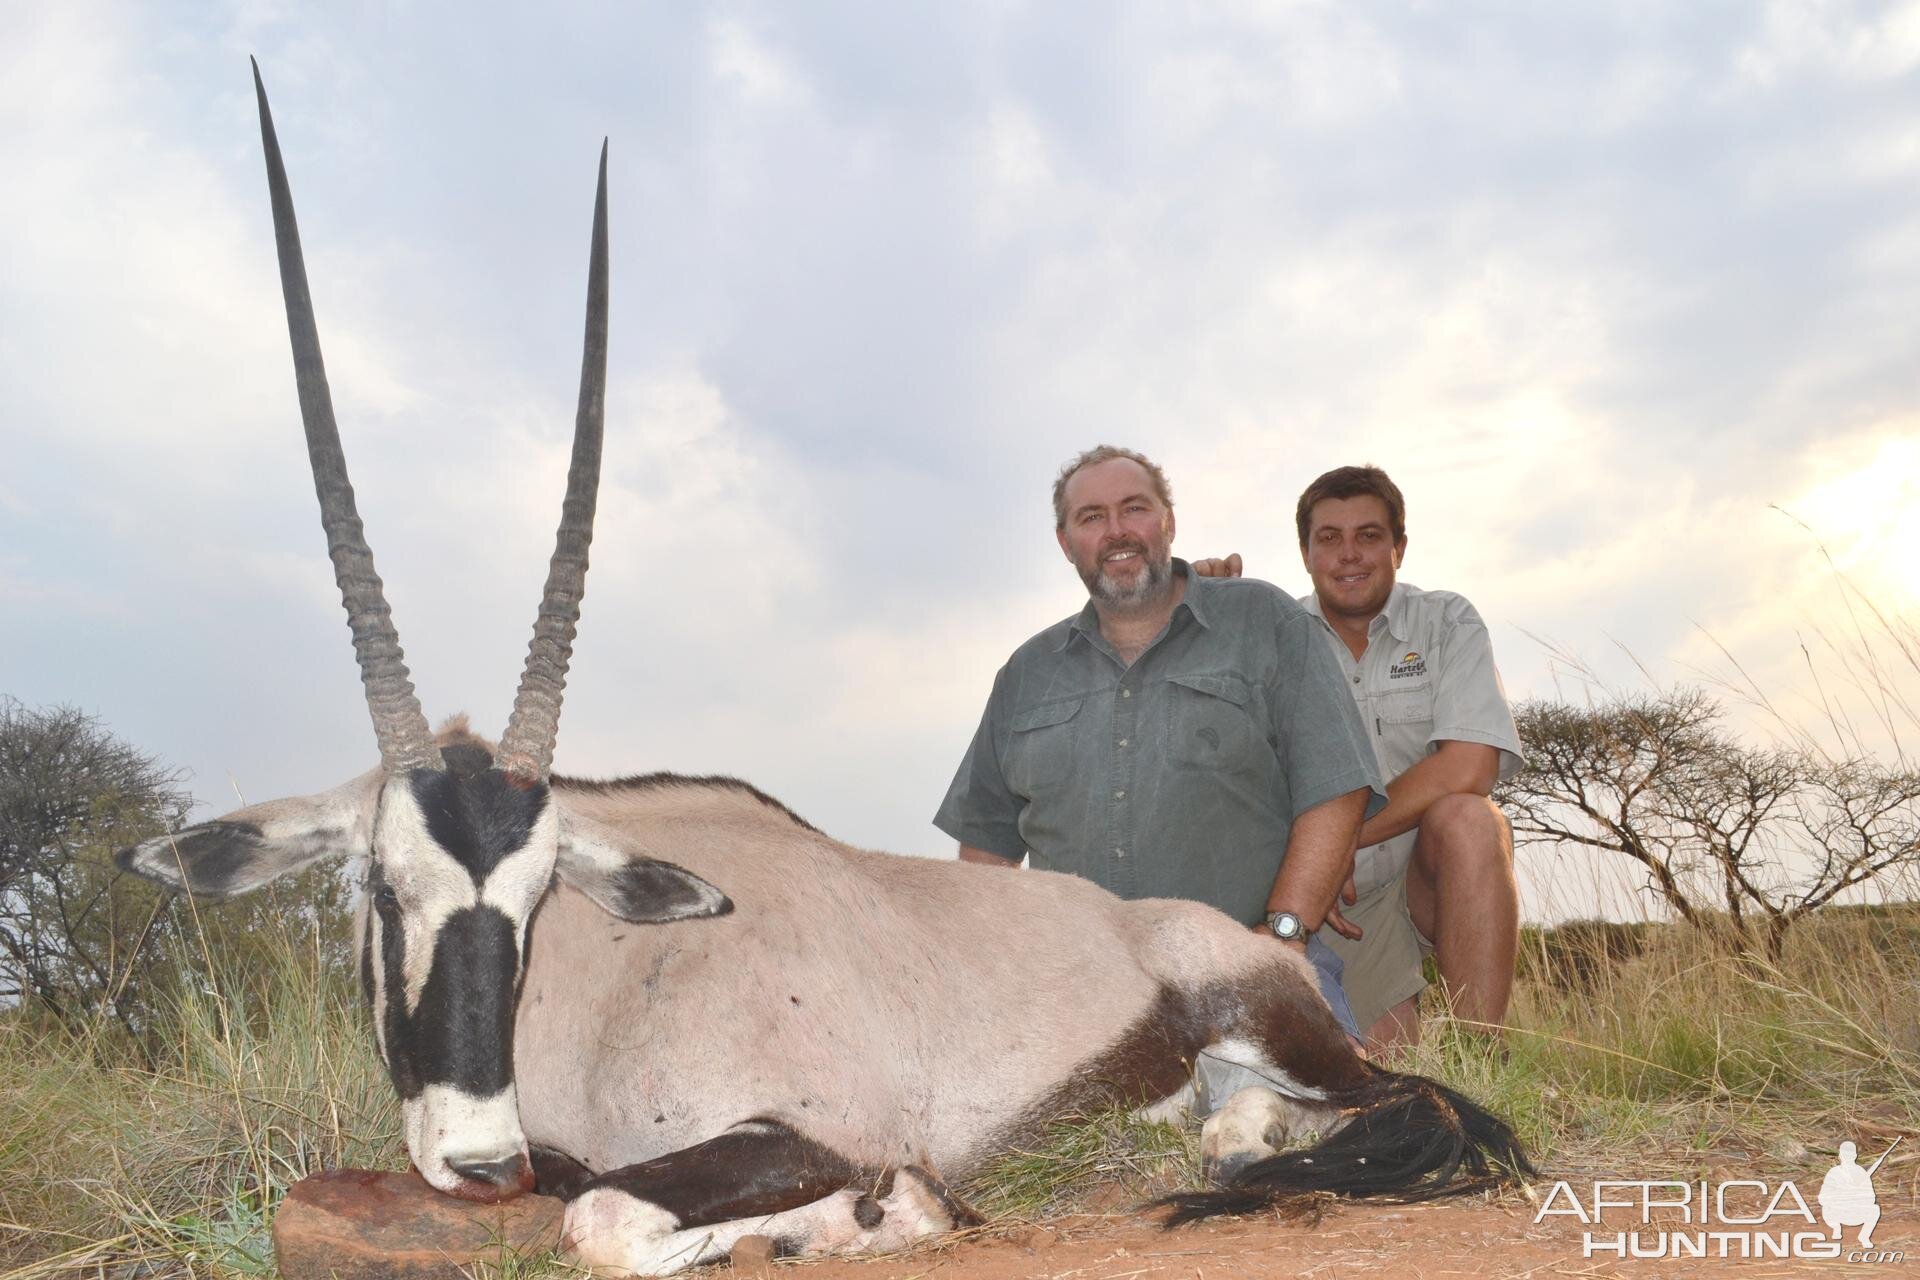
(555, 813, 734, 925)
(117, 771, 381, 898)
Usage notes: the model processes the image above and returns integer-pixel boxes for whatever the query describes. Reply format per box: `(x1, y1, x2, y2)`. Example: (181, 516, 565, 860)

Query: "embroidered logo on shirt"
(1196, 726, 1220, 749)
(1389, 651, 1427, 679)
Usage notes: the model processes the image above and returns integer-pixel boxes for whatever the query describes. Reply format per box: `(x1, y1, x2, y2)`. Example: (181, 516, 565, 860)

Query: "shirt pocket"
(1006, 698, 1084, 795)
(1164, 672, 1261, 773)
(1376, 682, 1435, 727)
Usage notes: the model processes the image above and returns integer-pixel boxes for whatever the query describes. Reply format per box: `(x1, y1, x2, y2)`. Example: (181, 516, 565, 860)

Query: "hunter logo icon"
(1820, 1138, 1899, 1247)
(1388, 650, 1427, 679)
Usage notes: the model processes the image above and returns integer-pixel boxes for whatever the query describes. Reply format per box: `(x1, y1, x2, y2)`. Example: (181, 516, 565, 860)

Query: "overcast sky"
(6, 2, 1918, 923)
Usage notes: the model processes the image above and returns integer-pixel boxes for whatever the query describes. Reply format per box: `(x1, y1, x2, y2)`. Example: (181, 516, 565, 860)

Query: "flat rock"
(273, 1168, 566, 1280)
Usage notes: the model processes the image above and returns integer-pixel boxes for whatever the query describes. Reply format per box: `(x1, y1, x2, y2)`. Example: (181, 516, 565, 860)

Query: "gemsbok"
(120, 63, 1535, 1277)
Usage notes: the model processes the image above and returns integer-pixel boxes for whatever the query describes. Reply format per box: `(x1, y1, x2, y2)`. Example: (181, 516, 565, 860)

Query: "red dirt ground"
(767, 1195, 1920, 1280)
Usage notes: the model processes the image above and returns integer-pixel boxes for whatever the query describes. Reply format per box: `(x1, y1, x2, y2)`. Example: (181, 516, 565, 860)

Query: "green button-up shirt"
(935, 562, 1386, 925)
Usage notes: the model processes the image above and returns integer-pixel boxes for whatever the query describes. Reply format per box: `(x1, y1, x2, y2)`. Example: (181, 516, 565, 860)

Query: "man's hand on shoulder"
(1191, 553, 1243, 578)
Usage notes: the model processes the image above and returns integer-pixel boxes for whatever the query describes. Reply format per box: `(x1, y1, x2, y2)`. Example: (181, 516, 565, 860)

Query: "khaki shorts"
(1317, 872, 1433, 1036)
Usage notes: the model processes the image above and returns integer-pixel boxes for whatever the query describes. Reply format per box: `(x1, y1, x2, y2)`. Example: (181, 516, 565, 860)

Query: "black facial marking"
(851, 1195, 885, 1230)
(365, 885, 522, 1100)
(371, 870, 420, 1098)
(358, 895, 376, 1012)
(606, 859, 734, 923)
(408, 906, 520, 1096)
(572, 1121, 870, 1226)
(408, 762, 549, 886)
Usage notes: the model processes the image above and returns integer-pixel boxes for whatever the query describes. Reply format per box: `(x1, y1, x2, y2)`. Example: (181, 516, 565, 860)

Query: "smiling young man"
(934, 445, 1386, 1044)
(1283, 465, 1524, 1050)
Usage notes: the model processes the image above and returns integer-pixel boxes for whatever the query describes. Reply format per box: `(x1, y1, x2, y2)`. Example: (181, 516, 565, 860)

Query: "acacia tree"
(3, 699, 366, 1049)
(1496, 689, 1920, 958)
(0, 698, 192, 1032)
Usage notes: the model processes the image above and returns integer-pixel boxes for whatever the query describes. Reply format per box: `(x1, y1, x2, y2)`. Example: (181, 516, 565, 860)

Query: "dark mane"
(551, 770, 820, 833)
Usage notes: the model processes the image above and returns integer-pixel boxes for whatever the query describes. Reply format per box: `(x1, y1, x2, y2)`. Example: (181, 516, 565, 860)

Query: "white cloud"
(709, 16, 811, 107)
(0, 2, 420, 482)
(7, 1, 1920, 925)
(0, 560, 128, 620)
(973, 102, 1057, 247)
(1733, 0, 1920, 86)
(1139, 5, 1404, 135)
(1588, 54, 1692, 134)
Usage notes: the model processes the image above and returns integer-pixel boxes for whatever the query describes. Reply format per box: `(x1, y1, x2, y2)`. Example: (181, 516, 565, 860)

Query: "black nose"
(450, 1152, 529, 1191)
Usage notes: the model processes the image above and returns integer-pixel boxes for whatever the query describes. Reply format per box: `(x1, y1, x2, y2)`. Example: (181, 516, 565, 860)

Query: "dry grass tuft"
(0, 919, 396, 1278)
(961, 1105, 1198, 1221)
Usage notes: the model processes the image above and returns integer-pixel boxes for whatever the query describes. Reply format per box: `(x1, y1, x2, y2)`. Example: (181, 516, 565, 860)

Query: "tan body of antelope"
(121, 64, 1531, 1278)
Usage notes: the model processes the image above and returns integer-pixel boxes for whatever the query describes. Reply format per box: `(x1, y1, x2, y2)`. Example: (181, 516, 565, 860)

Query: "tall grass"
(3, 906, 1914, 1276)
(1408, 904, 1920, 1180)
(0, 918, 396, 1279)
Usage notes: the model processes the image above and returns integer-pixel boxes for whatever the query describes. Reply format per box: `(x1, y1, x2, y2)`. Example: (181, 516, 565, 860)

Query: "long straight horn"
(252, 59, 440, 775)
(496, 143, 609, 782)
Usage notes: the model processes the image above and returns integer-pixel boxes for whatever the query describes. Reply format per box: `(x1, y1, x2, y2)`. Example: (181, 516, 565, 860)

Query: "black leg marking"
(530, 1145, 596, 1199)
(572, 1120, 873, 1229)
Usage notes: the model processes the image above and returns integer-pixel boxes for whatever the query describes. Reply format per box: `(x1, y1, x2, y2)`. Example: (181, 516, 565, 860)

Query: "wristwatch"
(1265, 910, 1306, 942)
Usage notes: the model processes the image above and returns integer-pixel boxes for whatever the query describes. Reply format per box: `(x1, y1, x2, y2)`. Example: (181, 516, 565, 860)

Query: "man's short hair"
(1295, 465, 1407, 549)
(1052, 445, 1174, 530)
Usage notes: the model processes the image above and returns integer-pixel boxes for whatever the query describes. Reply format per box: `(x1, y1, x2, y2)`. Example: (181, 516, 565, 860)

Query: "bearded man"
(935, 445, 1385, 1043)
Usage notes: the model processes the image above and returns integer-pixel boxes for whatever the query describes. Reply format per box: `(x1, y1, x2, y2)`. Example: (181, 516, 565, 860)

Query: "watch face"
(1269, 911, 1301, 940)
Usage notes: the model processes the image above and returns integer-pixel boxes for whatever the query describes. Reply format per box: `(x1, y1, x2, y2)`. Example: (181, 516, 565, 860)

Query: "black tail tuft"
(1157, 1069, 1535, 1227)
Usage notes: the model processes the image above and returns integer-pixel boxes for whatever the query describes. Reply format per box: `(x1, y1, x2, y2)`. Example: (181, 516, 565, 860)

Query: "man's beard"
(1081, 544, 1174, 609)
